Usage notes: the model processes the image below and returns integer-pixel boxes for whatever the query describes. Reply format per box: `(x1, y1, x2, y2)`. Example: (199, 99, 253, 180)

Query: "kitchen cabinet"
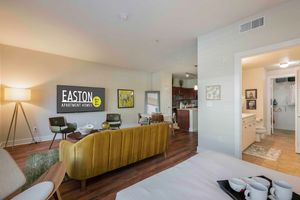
(177, 109, 189, 131)
(172, 87, 197, 100)
(241, 114, 256, 151)
(177, 108, 198, 132)
(172, 87, 197, 108)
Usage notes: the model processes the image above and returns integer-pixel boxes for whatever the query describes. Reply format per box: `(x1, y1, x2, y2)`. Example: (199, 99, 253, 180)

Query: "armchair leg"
(170, 123, 175, 137)
(53, 189, 62, 200)
(81, 180, 86, 191)
(49, 133, 57, 149)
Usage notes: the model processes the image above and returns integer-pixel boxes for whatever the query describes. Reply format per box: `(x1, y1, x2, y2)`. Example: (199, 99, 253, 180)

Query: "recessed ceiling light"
(185, 73, 190, 78)
(118, 13, 129, 22)
(279, 62, 289, 68)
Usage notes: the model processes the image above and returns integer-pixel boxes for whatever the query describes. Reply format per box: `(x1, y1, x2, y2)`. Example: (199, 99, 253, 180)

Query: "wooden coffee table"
(67, 129, 102, 141)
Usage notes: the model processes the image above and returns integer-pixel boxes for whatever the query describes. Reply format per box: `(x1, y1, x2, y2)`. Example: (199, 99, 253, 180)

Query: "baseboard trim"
(197, 146, 206, 153)
(0, 134, 53, 148)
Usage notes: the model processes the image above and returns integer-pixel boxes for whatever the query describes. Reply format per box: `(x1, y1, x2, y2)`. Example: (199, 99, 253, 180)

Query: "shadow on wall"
(0, 46, 152, 144)
(0, 84, 3, 106)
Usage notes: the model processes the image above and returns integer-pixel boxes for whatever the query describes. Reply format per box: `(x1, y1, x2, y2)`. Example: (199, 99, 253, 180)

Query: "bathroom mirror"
(145, 91, 160, 114)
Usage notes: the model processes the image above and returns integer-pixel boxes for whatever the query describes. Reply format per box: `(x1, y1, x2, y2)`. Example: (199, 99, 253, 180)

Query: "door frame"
(234, 38, 300, 158)
(266, 74, 296, 137)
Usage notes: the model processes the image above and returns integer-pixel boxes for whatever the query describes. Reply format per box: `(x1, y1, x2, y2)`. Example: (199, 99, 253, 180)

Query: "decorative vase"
(102, 122, 110, 130)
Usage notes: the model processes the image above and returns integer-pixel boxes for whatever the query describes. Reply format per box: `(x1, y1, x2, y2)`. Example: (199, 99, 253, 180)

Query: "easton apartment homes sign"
(57, 85, 105, 113)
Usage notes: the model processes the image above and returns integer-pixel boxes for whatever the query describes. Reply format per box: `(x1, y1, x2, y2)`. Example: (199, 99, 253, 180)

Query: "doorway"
(172, 72, 198, 132)
(238, 43, 300, 177)
(268, 75, 296, 136)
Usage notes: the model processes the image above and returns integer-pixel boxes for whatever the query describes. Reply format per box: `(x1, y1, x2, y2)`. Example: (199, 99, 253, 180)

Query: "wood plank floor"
(242, 130, 300, 177)
(6, 130, 198, 200)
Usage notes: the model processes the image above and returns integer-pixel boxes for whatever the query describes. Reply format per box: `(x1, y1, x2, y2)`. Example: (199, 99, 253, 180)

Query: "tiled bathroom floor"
(242, 130, 300, 177)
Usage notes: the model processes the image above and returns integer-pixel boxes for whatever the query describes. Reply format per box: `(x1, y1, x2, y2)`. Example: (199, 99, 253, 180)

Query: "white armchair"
(0, 149, 26, 199)
(0, 149, 66, 200)
(11, 182, 54, 200)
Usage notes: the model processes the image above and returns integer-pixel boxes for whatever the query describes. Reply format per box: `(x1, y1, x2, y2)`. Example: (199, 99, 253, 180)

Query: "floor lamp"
(4, 88, 37, 147)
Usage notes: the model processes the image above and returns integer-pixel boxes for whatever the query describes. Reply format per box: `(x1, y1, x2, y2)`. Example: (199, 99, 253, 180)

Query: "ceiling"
(242, 45, 300, 70)
(0, 0, 290, 72)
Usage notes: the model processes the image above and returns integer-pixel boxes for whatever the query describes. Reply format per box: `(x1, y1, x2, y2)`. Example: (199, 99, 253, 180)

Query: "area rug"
(24, 148, 68, 189)
(243, 144, 281, 161)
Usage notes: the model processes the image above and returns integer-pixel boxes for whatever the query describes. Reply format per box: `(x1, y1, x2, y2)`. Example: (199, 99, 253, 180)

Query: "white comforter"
(116, 151, 300, 200)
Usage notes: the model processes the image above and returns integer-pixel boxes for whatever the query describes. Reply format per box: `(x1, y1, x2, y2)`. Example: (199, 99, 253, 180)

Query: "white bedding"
(116, 151, 300, 200)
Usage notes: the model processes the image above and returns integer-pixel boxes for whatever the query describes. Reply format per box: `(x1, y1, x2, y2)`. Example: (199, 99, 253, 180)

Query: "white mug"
(244, 182, 268, 200)
(270, 180, 293, 200)
(228, 178, 247, 192)
(252, 177, 271, 189)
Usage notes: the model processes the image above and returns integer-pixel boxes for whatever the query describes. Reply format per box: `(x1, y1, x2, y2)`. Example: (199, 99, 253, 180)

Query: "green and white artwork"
(206, 85, 221, 100)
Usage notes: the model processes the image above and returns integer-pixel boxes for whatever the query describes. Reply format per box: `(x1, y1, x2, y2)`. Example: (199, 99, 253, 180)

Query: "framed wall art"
(57, 85, 105, 113)
(246, 100, 256, 110)
(245, 89, 257, 99)
(118, 89, 134, 108)
(206, 85, 221, 100)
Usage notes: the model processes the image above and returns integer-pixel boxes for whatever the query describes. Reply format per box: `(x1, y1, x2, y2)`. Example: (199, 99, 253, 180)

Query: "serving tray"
(217, 176, 300, 200)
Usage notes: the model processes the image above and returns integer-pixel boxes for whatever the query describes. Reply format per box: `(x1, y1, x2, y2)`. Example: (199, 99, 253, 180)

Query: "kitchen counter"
(177, 108, 198, 132)
(177, 108, 198, 111)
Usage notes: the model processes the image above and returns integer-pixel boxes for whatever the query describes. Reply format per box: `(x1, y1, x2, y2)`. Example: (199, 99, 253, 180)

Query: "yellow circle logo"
(92, 96, 102, 108)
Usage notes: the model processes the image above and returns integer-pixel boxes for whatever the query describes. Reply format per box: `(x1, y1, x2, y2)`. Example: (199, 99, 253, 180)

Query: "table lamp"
(4, 88, 37, 147)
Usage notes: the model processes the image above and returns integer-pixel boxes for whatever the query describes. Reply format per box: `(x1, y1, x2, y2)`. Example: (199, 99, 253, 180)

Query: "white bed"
(116, 151, 300, 200)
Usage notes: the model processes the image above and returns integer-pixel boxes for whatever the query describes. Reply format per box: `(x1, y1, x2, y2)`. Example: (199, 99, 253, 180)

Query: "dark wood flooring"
(6, 130, 198, 200)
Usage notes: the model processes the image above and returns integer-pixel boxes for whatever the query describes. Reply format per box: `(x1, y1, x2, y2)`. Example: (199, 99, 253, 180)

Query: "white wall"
(173, 78, 197, 88)
(267, 66, 300, 77)
(186, 79, 197, 88)
(197, 0, 300, 156)
(0, 44, 152, 146)
(242, 67, 266, 120)
(152, 72, 172, 115)
(0, 46, 2, 141)
(273, 80, 295, 131)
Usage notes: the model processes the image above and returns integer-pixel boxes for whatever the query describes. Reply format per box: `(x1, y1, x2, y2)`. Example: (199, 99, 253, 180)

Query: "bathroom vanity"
(241, 113, 256, 151)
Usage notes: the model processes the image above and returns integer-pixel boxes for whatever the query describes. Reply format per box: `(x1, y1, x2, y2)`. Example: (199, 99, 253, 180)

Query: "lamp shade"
(4, 88, 31, 101)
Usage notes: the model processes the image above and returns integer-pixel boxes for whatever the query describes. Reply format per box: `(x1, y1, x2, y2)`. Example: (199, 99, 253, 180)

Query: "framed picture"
(118, 89, 134, 108)
(57, 85, 105, 113)
(206, 85, 221, 100)
(246, 100, 256, 110)
(245, 89, 257, 99)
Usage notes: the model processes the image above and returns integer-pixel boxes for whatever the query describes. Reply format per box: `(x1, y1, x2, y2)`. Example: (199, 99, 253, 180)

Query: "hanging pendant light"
(194, 85, 198, 91)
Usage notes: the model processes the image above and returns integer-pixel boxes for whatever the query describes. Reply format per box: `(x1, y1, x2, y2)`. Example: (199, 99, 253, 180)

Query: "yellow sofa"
(59, 123, 169, 188)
